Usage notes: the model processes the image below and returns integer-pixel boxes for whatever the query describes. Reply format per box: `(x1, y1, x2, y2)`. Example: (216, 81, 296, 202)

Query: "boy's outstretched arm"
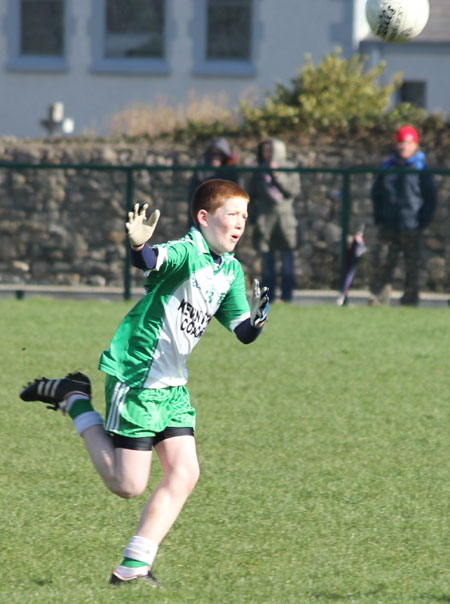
(130, 245, 158, 271)
(235, 280, 269, 344)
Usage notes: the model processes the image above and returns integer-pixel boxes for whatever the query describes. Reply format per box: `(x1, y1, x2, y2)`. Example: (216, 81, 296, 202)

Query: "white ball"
(365, 0, 430, 43)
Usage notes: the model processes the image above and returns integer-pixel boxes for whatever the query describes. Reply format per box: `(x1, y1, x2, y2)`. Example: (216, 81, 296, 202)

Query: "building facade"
(0, 0, 449, 138)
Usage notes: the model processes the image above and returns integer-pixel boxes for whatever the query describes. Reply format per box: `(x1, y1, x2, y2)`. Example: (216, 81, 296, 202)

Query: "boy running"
(20, 179, 269, 587)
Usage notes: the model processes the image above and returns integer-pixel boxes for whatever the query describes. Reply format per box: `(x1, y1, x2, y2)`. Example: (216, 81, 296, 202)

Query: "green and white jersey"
(99, 228, 250, 389)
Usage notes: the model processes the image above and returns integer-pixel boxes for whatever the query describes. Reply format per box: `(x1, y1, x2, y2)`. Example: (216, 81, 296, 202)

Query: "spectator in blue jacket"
(369, 125, 437, 306)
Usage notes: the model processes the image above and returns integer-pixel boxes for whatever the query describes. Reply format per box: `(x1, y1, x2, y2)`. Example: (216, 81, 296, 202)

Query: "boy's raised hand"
(126, 203, 160, 248)
(250, 279, 269, 327)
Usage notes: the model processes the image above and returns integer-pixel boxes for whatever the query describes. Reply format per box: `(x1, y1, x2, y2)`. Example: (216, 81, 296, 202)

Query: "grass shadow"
(32, 578, 53, 586)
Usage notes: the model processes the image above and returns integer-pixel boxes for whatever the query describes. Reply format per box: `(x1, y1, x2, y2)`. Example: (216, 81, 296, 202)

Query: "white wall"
(0, 0, 356, 137)
(352, 0, 371, 47)
(384, 46, 450, 115)
(256, 0, 353, 92)
(361, 41, 450, 114)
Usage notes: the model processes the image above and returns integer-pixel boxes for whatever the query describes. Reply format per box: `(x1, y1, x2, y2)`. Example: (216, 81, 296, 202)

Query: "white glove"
(126, 203, 160, 248)
(250, 279, 269, 327)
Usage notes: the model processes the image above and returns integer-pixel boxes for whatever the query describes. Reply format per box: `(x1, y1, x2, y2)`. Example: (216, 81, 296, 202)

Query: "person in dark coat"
(248, 138, 301, 302)
(369, 125, 437, 306)
(187, 138, 240, 226)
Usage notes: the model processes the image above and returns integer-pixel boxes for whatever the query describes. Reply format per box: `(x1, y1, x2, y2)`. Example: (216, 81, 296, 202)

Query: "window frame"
(90, 0, 171, 75)
(192, 0, 258, 77)
(6, 0, 70, 72)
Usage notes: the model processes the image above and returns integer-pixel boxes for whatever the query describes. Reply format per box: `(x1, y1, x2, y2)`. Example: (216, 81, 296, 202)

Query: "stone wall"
(0, 135, 449, 293)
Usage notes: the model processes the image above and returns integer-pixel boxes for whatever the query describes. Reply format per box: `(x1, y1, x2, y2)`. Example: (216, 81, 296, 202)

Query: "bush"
(240, 49, 407, 136)
(105, 49, 448, 142)
(105, 91, 239, 140)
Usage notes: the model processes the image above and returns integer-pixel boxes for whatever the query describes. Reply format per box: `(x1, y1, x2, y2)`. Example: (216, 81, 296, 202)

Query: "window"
(399, 81, 426, 109)
(193, 0, 258, 76)
(91, 0, 170, 74)
(105, 0, 164, 59)
(206, 0, 251, 61)
(20, 0, 64, 56)
(6, 0, 69, 71)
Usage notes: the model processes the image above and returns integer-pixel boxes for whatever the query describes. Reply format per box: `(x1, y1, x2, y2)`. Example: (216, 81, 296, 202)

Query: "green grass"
(1, 298, 449, 603)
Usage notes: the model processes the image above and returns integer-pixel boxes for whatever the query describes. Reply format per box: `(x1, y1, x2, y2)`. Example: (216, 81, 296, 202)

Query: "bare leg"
(82, 425, 152, 498)
(135, 435, 200, 545)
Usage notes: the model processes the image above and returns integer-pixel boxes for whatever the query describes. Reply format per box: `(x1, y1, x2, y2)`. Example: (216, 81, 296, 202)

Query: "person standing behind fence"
(188, 138, 240, 226)
(369, 125, 437, 307)
(248, 138, 301, 302)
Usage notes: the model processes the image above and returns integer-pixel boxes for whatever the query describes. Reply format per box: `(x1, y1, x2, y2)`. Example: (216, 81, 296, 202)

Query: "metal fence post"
(339, 170, 351, 288)
(124, 168, 134, 301)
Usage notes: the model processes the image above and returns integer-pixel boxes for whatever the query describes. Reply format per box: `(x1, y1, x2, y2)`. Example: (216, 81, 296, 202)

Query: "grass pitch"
(1, 297, 449, 603)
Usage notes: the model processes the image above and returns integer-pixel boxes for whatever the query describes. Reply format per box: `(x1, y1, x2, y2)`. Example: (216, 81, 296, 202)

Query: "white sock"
(123, 535, 159, 566)
(72, 411, 103, 436)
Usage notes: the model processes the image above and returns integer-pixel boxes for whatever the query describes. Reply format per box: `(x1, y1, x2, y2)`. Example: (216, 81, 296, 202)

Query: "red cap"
(396, 125, 419, 143)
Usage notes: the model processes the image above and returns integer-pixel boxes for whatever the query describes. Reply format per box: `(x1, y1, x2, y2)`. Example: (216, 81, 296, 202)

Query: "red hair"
(190, 179, 249, 227)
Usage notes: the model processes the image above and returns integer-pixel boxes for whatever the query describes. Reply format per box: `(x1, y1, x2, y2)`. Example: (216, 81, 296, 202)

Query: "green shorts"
(104, 374, 196, 440)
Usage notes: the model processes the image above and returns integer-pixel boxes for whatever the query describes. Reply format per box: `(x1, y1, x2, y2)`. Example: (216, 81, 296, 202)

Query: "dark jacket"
(372, 150, 437, 231)
(188, 138, 240, 202)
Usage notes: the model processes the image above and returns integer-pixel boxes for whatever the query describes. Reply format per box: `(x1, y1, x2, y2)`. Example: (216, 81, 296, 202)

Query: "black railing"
(1, 162, 447, 300)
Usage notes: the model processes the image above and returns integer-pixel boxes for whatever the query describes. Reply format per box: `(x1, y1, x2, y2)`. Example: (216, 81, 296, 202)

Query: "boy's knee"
(106, 477, 147, 499)
(182, 463, 200, 493)
(169, 463, 199, 495)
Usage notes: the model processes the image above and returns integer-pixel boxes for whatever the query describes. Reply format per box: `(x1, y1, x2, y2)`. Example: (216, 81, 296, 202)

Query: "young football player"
(20, 179, 269, 587)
